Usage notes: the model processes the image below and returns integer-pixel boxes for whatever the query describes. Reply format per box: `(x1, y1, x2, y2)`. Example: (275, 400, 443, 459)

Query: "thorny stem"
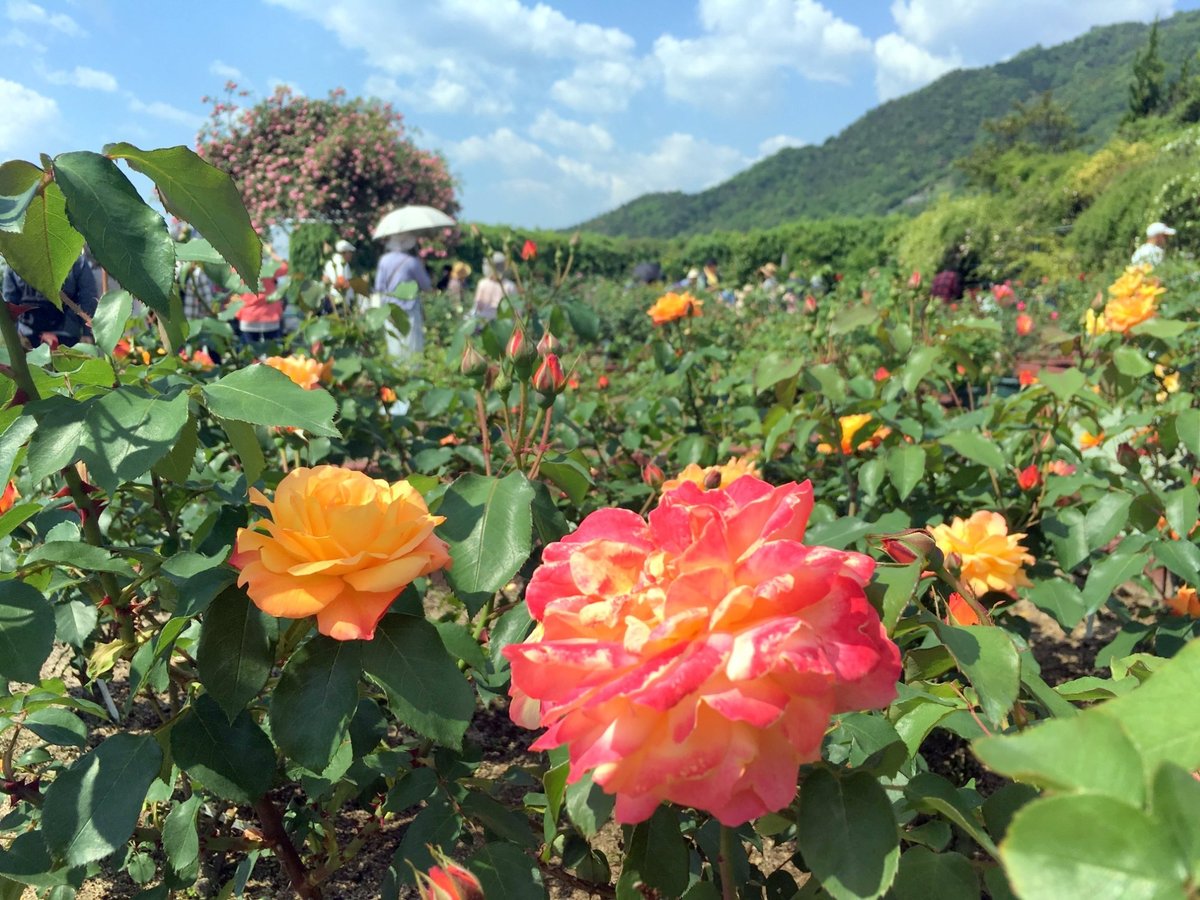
(0, 308, 130, 640)
(474, 390, 492, 477)
(252, 795, 321, 900)
(528, 408, 554, 480)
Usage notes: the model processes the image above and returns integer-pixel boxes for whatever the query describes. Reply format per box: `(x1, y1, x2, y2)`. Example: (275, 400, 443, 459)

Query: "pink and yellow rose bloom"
(230, 466, 451, 640)
(504, 475, 901, 826)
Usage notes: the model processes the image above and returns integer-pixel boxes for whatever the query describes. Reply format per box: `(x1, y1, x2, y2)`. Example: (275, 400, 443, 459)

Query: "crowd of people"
(0, 218, 1178, 355)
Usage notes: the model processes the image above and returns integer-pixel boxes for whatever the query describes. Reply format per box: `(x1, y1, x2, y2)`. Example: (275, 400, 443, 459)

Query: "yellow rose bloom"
(838, 414, 873, 454)
(1102, 265, 1164, 333)
(230, 466, 451, 640)
(647, 291, 703, 325)
(1084, 308, 1109, 336)
(264, 355, 333, 390)
(1079, 430, 1105, 450)
(661, 455, 760, 493)
(929, 510, 1034, 597)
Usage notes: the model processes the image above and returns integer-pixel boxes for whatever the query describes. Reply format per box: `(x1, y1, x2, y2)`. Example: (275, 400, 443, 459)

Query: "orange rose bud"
(1016, 464, 1040, 491)
(597, 375, 609, 390)
(532, 353, 566, 398)
(460, 342, 488, 379)
(415, 851, 484, 900)
(946, 592, 980, 626)
(908, 270, 922, 288)
(380, 386, 397, 404)
(536, 330, 560, 356)
(0, 481, 19, 515)
(1015, 313, 1034, 336)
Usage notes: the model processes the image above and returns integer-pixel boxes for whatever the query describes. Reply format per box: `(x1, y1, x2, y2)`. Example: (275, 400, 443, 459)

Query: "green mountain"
(579, 11, 1200, 238)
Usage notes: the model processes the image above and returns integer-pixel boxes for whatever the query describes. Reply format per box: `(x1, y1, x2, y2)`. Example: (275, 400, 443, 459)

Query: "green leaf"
(459, 791, 538, 848)
(622, 806, 690, 898)
(1039, 368, 1086, 401)
(831, 304, 877, 335)
(438, 472, 535, 615)
(754, 353, 803, 393)
(0, 831, 72, 889)
(1083, 492, 1133, 552)
(217, 417, 266, 488)
(538, 454, 593, 506)
(162, 794, 202, 885)
(939, 430, 1006, 471)
(105, 143, 262, 291)
(904, 772, 998, 856)
(197, 590, 275, 721)
(886, 444, 926, 500)
(891, 848, 979, 900)
(937, 624, 1020, 727)
(92, 290, 133, 356)
(563, 301, 599, 342)
(153, 414, 198, 484)
(202, 365, 339, 437)
(1082, 544, 1150, 615)
(78, 386, 190, 494)
(391, 795, 461, 885)
(1043, 508, 1090, 571)
(41, 733, 162, 868)
(25, 541, 134, 575)
(1154, 764, 1200, 883)
(1153, 539, 1200, 585)
(23, 708, 87, 748)
(51, 151, 176, 321)
(26, 395, 89, 483)
(0, 502, 39, 541)
(797, 769, 899, 900)
(363, 615, 475, 748)
(565, 772, 615, 838)
(1132, 318, 1191, 339)
(54, 599, 98, 647)
(0, 179, 84, 305)
(1027, 580, 1088, 631)
(866, 560, 921, 633)
(170, 693, 275, 804)
(902, 346, 941, 392)
(1176, 409, 1200, 459)
(1163, 486, 1199, 546)
(1113, 346, 1153, 376)
(0, 159, 42, 233)
(0, 580, 54, 682)
(1001, 794, 1186, 900)
(0, 415, 37, 490)
(269, 635, 361, 773)
(973, 714, 1144, 804)
(467, 843, 546, 900)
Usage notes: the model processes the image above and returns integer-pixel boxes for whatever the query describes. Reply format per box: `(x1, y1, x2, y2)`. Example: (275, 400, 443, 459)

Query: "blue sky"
(1, 0, 1196, 230)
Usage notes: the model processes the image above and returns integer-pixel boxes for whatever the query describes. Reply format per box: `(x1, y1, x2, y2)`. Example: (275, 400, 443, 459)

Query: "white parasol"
(371, 205, 456, 240)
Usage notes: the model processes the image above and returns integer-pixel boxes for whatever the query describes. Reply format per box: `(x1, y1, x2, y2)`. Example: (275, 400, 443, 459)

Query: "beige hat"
(335, 239, 355, 253)
(759, 262, 778, 277)
(686, 267, 700, 280)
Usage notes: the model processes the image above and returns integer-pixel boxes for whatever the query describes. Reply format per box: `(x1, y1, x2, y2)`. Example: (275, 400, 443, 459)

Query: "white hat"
(335, 239, 356, 253)
(1147, 222, 1176, 238)
(491, 251, 507, 266)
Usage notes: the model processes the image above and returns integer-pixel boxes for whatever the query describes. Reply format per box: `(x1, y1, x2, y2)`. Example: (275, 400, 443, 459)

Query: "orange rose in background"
(264, 355, 333, 390)
(1167, 586, 1200, 618)
(230, 466, 451, 640)
(929, 510, 1033, 597)
(647, 291, 702, 325)
(504, 476, 901, 825)
(1102, 264, 1163, 333)
(661, 455, 760, 493)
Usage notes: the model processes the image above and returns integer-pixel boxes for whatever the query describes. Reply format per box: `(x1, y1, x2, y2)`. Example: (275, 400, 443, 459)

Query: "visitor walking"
(471, 252, 516, 323)
(235, 263, 287, 344)
(375, 234, 431, 358)
(322, 239, 357, 311)
(1132, 222, 1175, 266)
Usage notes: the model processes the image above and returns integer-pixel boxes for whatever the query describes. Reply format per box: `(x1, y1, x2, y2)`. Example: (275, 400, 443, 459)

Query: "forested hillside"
(580, 11, 1200, 238)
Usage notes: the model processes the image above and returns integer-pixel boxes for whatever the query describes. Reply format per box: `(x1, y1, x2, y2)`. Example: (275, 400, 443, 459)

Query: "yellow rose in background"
(661, 455, 760, 492)
(230, 465, 451, 640)
(647, 291, 702, 325)
(1102, 264, 1164, 333)
(838, 414, 873, 454)
(929, 510, 1034, 597)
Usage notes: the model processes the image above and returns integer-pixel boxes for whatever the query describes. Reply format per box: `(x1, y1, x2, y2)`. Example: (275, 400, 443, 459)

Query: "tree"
(196, 85, 458, 241)
(1127, 20, 1166, 120)
(957, 92, 1080, 190)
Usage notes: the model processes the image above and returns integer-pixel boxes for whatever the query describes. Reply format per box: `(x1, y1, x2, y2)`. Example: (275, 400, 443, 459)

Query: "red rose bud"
(520, 239, 538, 261)
(803, 294, 818, 313)
(1016, 464, 1040, 491)
(533, 353, 566, 401)
(506, 325, 538, 370)
(1015, 313, 1034, 336)
(874, 366, 890, 382)
(642, 463, 664, 489)
(460, 342, 488, 379)
(908, 271, 922, 288)
(536, 330, 560, 356)
(597, 375, 609, 390)
(1116, 442, 1140, 470)
(880, 528, 939, 566)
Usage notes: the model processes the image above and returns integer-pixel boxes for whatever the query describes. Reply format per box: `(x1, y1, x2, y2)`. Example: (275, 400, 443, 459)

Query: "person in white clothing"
(322, 239, 357, 311)
(1131, 222, 1175, 266)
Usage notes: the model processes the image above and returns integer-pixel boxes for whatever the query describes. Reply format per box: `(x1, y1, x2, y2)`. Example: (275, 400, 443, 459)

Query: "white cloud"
(873, 34, 959, 101)
(209, 60, 244, 82)
(6, 0, 83, 35)
(0, 77, 60, 157)
(2, 28, 45, 52)
(453, 127, 548, 167)
(550, 60, 645, 113)
(758, 134, 808, 156)
(528, 110, 613, 153)
(43, 65, 118, 92)
(874, 0, 1175, 99)
(365, 64, 514, 117)
(653, 0, 871, 107)
(128, 98, 203, 130)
